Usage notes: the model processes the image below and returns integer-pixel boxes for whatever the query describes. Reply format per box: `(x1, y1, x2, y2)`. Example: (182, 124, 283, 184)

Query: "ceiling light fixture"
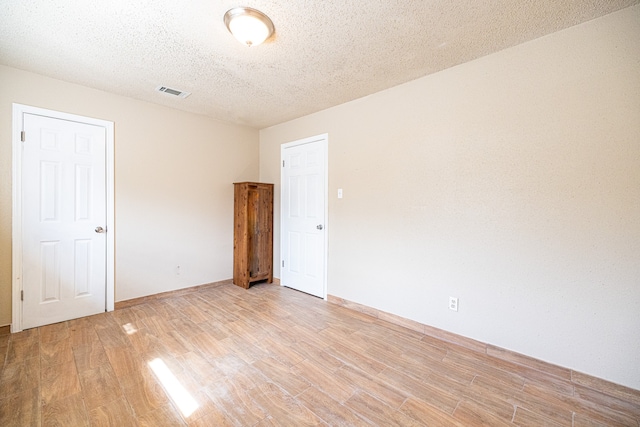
(224, 7, 274, 47)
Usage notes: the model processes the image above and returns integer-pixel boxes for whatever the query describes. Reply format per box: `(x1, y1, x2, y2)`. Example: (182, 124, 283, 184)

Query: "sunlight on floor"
(149, 358, 199, 417)
(122, 323, 138, 334)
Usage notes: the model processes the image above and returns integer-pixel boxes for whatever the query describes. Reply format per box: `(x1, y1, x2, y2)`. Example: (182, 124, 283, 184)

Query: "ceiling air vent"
(155, 85, 191, 99)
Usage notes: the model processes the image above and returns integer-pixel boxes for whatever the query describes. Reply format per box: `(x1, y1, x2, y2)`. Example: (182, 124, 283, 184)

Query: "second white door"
(281, 135, 327, 298)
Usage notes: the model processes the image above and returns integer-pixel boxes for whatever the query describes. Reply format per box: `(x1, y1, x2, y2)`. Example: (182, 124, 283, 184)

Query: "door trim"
(11, 103, 115, 332)
(280, 133, 328, 300)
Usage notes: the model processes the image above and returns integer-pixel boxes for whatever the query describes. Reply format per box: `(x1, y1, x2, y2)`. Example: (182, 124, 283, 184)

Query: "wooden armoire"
(233, 182, 274, 289)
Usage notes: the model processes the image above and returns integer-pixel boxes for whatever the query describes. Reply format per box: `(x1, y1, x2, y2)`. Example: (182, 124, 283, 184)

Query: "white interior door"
(281, 134, 327, 298)
(18, 110, 111, 329)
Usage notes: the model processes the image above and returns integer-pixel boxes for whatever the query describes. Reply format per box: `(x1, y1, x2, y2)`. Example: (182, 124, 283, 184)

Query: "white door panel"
(281, 135, 327, 298)
(21, 113, 107, 329)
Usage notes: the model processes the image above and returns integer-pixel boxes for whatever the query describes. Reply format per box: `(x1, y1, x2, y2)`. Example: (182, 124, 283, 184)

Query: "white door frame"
(11, 103, 115, 332)
(280, 133, 328, 300)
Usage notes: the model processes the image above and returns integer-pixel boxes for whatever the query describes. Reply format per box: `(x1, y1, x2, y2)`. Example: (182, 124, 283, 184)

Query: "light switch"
(338, 189, 343, 199)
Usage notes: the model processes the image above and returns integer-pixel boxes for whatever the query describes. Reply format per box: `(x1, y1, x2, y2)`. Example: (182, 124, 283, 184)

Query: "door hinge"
(282, 160, 285, 167)
(21, 290, 24, 301)
(282, 260, 284, 268)
(20, 131, 25, 142)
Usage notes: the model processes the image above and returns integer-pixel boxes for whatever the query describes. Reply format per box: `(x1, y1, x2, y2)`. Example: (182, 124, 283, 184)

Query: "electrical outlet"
(176, 265, 181, 275)
(449, 296, 459, 312)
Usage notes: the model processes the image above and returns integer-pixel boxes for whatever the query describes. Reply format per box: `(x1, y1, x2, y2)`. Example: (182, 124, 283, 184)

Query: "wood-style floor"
(1, 282, 639, 426)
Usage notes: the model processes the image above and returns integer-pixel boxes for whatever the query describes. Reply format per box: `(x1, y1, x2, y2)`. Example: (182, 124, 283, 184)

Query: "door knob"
(316, 224, 323, 230)
(95, 226, 105, 233)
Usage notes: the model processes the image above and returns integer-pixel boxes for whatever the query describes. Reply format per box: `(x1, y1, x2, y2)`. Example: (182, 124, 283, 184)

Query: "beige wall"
(260, 5, 640, 389)
(0, 66, 259, 325)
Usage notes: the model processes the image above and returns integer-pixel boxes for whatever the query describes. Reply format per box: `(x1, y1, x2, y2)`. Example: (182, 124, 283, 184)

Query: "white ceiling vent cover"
(155, 85, 191, 99)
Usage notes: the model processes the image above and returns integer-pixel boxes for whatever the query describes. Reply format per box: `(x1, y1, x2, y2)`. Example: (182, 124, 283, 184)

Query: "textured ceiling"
(1, 0, 638, 129)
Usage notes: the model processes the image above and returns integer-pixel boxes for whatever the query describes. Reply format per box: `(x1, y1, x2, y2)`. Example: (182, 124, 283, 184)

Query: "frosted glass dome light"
(224, 7, 275, 47)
